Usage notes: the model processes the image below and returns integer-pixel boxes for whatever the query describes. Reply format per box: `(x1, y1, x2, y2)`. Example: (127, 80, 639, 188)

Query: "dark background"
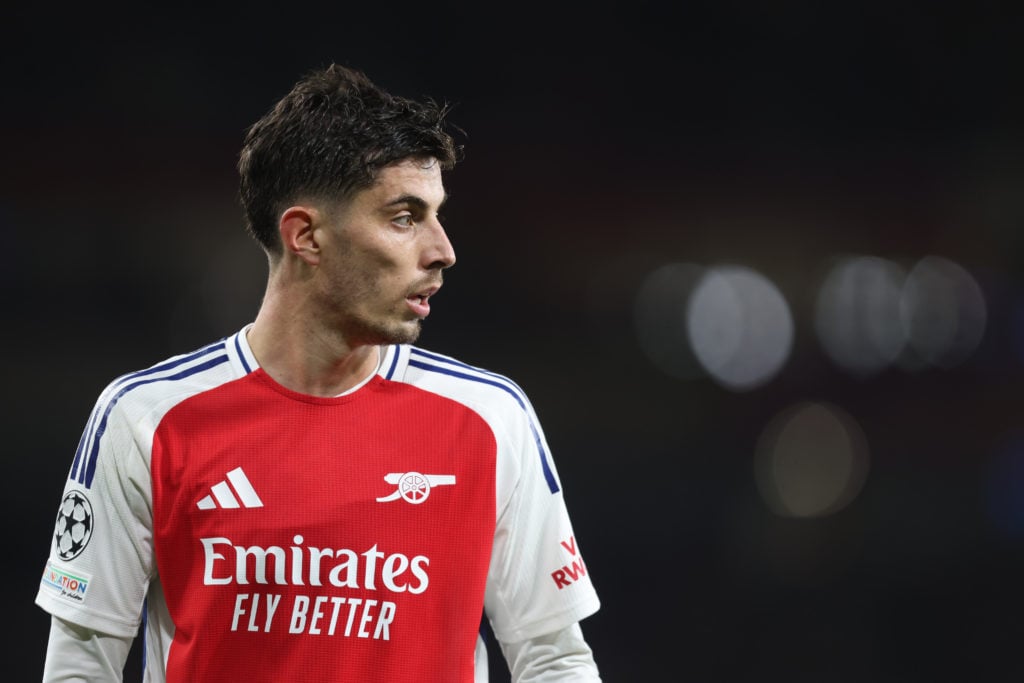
(4, 2, 1024, 680)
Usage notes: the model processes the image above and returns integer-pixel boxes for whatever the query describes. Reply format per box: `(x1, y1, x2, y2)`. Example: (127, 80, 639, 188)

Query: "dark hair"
(238, 64, 460, 253)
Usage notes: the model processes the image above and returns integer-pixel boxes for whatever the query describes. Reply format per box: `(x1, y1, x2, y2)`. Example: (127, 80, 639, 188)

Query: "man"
(36, 64, 601, 681)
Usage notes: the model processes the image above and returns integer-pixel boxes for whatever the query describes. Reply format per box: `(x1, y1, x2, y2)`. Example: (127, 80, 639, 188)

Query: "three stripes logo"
(196, 467, 264, 510)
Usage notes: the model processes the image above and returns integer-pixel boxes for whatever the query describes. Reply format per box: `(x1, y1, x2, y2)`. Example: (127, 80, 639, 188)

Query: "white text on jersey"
(200, 535, 430, 593)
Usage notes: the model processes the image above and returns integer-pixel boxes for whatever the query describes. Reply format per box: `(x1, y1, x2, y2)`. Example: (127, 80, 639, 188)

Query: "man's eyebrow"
(383, 193, 449, 211)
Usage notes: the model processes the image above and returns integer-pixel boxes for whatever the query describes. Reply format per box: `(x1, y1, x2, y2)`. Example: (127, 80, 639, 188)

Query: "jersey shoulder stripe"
(384, 343, 403, 380)
(406, 347, 560, 494)
(70, 340, 232, 488)
(232, 332, 253, 373)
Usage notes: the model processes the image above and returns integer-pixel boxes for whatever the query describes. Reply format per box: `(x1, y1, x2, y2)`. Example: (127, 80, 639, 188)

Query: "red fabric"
(152, 371, 496, 682)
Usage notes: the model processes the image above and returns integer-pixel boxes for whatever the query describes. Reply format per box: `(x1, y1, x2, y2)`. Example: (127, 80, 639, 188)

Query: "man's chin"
(388, 325, 422, 346)
(363, 320, 423, 346)
(340, 312, 424, 348)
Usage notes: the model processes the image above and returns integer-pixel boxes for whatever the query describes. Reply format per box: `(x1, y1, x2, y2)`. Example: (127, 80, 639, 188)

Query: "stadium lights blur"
(687, 266, 794, 391)
(634, 253, 984, 388)
(633, 262, 794, 391)
(901, 256, 987, 368)
(754, 401, 870, 518)
(633, 262, 706, 381)
(815, 254, 987, 375)
(814, 255, 907, 376)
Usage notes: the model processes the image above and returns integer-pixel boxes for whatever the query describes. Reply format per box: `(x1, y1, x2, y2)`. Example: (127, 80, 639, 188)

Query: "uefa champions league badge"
(54, 490, 94, 561)
(42, 490, 96, 605)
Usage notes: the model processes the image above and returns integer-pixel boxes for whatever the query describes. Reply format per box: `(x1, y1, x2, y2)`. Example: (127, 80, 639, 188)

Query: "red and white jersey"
(36, 327, 599, 682)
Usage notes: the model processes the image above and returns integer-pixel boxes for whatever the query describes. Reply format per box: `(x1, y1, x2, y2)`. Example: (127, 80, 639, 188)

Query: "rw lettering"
(551, 536, 588, 590)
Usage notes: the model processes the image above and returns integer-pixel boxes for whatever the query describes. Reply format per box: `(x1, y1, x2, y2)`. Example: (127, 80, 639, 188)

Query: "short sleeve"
(35, 389, 156, 638)
(484, 395, 600, 643)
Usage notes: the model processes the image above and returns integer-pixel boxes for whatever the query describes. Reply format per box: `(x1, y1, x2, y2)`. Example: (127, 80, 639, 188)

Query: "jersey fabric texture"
(36, 327, 600, 682)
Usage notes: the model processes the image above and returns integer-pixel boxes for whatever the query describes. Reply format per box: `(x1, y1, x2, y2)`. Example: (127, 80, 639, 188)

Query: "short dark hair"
(238, 64, 460, 253)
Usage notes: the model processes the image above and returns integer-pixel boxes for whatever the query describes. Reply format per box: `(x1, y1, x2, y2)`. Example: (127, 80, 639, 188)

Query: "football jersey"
(36, 326, 600, 682)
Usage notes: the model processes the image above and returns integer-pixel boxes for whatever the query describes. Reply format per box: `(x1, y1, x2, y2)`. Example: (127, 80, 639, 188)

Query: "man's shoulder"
(93, 336, 243, 418)
(401, 345, 534, 413)
(404, 345, 524, 390)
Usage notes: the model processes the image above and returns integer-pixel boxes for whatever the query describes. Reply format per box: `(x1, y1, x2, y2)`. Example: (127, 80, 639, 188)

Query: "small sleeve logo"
(551, 536, 588, 589)
(54, 490, 93, 561)
(40, 561, 92, 604)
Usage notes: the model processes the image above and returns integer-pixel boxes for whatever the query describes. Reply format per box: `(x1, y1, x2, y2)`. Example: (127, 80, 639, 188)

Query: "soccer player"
(36, 64, 602, 681)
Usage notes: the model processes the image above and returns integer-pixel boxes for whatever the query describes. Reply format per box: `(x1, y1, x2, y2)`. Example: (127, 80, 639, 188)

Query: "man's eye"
(393, 214, 414, 228)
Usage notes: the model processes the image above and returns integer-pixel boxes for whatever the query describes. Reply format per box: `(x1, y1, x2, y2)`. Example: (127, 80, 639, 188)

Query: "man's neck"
(246, 297, 381, 398)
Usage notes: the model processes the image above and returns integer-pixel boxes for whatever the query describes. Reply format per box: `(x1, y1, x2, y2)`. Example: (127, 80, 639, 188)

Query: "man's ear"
(278, 206, 321, 265)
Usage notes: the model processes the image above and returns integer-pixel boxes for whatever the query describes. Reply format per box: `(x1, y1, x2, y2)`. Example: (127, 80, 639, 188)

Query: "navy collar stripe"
(409, 348, 530, 404)
(233, 333, 252, 374)
(385, 345, 401, 380)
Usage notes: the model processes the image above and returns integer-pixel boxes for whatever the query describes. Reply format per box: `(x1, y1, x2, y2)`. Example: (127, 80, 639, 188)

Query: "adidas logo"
(197, 467, 264, 510)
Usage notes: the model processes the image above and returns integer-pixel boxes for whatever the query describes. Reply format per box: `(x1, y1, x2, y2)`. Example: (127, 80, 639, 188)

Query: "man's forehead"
(368, 158, 446, 202)
(379, 156, 441, 178)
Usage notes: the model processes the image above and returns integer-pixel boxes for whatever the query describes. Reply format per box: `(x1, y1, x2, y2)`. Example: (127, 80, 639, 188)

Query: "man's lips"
(406, 284, 441, 318)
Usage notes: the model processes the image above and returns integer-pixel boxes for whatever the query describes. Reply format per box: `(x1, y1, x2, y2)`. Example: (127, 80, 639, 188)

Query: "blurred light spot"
(985, 435, 1024, 540)
(900, 256, 987, 368)
(633, 262, 706, 380)
(755, 402, 870, 518)
(815, 256, 907, 376)
(686, 266, 793, 391)
(815, 254, 988, 374)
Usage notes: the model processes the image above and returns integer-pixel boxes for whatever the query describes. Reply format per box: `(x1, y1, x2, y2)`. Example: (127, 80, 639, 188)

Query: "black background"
(4, 2, 1024, 680)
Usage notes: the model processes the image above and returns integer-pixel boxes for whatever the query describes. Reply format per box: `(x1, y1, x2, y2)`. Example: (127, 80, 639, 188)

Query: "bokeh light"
(686, 265, 794, 391)
(815, 255, 908, 376)
(633, 262, 706, 380)
(755, 401, 870, 518)
(900, 256, 987, 369)
(815, 254, 988, 375)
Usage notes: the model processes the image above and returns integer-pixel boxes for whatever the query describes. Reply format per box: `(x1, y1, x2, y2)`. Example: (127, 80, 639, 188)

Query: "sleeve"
(483, 392, 600, 643)
(43, 616, 132, 682)
(35, 386, 156, 639)
(498, 623, 602, 682)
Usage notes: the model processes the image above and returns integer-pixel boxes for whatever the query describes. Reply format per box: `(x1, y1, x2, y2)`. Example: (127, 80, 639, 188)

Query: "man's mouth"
(406, 285, 440, 319)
